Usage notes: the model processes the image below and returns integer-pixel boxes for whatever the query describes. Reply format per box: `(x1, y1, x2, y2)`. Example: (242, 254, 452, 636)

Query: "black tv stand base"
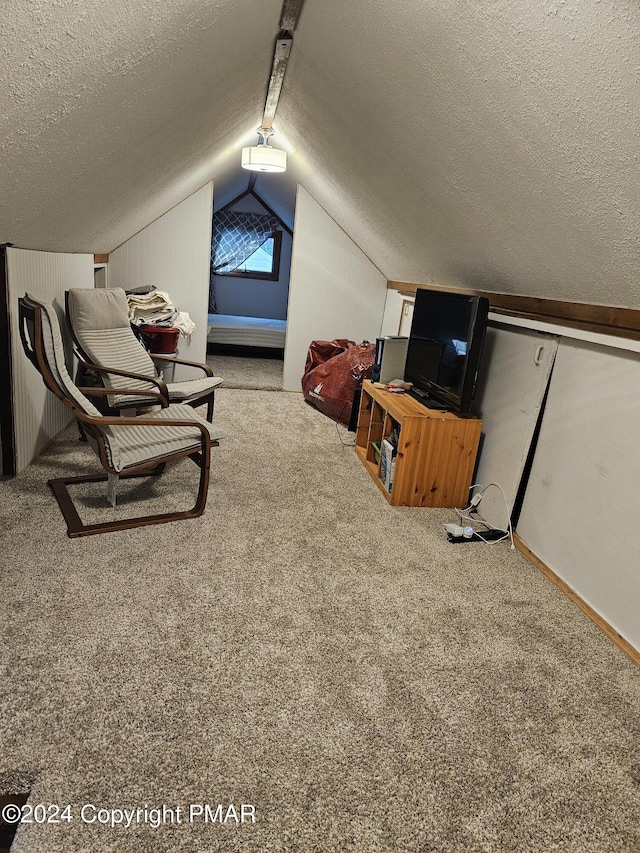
(408, 388, 450, 411)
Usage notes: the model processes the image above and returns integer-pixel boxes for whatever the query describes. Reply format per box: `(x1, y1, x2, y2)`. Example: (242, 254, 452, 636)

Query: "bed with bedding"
(206, 313, 286, 357)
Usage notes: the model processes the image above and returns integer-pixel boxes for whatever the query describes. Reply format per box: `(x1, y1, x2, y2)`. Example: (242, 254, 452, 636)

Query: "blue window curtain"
(209, 210, 280, 313)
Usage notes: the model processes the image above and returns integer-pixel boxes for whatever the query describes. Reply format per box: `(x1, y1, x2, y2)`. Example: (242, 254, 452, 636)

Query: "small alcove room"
(0, 2, 639, 852)
(207, 185, 293, 365)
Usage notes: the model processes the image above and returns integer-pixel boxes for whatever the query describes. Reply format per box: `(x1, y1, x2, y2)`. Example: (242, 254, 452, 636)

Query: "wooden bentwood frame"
(19, 297, 218, 538)
(64, 292, 218, 422)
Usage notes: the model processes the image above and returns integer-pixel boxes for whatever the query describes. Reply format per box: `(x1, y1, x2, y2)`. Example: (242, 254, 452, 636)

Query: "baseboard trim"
(513, 534, 639, 667)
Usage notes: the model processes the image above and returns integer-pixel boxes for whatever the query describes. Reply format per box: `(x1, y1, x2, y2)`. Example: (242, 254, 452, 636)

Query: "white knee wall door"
(472, 321, 559, 531)
(516, 338, 640, 651)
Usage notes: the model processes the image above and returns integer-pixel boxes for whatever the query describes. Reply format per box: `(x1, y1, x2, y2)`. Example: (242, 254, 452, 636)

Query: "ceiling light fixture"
(241, 127, 287, 173)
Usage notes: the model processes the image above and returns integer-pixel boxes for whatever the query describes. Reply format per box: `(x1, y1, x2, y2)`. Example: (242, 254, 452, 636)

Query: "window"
(226, 231, 282, 281)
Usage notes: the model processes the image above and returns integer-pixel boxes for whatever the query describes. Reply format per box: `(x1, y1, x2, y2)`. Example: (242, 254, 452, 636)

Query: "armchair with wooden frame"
(18, 293, 226, 538)
(65, 287, 223, 422)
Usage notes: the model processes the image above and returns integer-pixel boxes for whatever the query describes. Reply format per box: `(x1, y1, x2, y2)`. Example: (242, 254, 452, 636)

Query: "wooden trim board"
(387, 281, 640, 341)
(514, 534, 639, 667)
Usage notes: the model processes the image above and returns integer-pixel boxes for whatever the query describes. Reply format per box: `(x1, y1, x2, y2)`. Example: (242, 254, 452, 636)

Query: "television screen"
(404, 289, 489, 413)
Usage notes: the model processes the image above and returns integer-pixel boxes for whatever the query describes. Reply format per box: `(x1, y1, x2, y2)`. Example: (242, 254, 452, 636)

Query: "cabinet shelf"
(355, 381, 482, 507)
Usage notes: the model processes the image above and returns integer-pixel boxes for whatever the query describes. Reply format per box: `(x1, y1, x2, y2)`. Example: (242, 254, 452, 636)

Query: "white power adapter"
(445, 523, 464, 537)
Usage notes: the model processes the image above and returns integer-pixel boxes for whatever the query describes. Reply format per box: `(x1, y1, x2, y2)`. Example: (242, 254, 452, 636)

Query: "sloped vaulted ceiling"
(281, 0, 640, 307)
(1, 0, 639, 308)
(0, 0, 283, 252)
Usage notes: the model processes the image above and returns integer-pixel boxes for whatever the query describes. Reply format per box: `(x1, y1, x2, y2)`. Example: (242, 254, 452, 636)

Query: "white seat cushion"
(68, 288, 223, 410)
(106, 404, 227, 472)
(165, 376, 224, 401)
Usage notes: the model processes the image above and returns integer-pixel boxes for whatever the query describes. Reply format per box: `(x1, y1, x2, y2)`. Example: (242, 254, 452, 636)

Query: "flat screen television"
(404, 289, 489, 413)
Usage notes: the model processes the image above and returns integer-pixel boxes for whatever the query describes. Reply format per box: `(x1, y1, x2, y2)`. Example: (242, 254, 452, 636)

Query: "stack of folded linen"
(127, 289, 176, 325)
(126, 289, 196, 338)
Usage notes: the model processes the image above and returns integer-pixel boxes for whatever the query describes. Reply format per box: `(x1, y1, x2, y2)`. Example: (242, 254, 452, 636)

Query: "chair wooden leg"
(186, 391, 215, 422)
(47, 456, 210, 538)
(206, 391, 215, 422)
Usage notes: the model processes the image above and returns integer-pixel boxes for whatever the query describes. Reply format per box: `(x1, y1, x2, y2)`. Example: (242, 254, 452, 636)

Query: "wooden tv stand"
(355, 381, 482, 507)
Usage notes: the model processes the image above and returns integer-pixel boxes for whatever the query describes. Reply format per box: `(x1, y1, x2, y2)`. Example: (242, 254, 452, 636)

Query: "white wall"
(473, 323, 558, 530)
(7, 247, 93, 473)
(465, 310, 640, 652)
(516, 338, 640, 652)
(108, 183, 213, 381)
(379, 288, 405, 337)
(212, 194, 292, 320)
(380, 289, 415, 339)
(283, 186, 387, 392)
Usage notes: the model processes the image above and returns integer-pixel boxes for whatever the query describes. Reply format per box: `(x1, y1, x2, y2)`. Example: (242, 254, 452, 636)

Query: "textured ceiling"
(0, 0, 283, 252)
(1, 0, 639, 306)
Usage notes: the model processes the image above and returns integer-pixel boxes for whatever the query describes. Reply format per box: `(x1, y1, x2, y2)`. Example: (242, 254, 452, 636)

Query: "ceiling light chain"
(256, 127, 274, 145)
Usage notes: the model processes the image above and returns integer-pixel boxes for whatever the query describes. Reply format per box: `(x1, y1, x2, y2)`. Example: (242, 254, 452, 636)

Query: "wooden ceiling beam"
(261, 36, 293, 130)
(279, 0, 305, 33)
(247, 0, 305, 191)
(260, 0, 305, 130)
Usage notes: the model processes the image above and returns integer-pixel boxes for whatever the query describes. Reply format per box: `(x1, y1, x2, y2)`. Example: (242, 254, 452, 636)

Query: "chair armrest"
(76, 356, 169, 396)
(77, 386, 169, 406)
(77, 410, 217, 455)
(149, 353, 214, 377)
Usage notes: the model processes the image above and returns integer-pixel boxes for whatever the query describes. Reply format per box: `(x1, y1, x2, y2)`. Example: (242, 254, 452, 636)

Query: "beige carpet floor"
(0, 388, 638, 852)
(206, 354, 284, 390)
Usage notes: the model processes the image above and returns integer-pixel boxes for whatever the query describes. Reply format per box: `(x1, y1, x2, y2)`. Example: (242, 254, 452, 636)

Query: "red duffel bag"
(302, 339, 375, 426)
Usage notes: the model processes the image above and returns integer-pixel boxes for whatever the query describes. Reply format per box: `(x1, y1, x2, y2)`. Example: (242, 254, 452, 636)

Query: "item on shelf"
(380, 438, 396, 492)
(404, 288, 489, 413)
(126, 289, 174, 323)
(126, 290, 197, 340)
(139, 325, 180, 354)
(385, 379, 411, 392)
(373, 336, 409, 385)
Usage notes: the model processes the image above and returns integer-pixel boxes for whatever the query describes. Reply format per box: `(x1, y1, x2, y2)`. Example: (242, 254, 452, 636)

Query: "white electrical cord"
(453, 482, 515, 549)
